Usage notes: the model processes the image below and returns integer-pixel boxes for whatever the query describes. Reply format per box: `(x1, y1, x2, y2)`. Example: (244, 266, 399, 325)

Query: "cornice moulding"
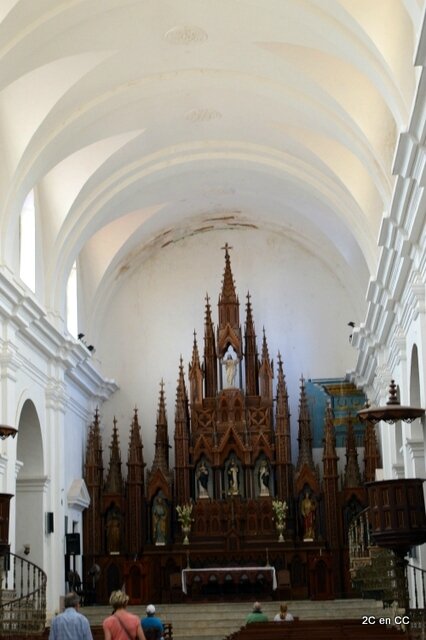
(16, 475, 50, 492)
(355, 59, 426, 385)
(0, 268, 118, 402)
(392, 132, 417, 178)
(67, 478, 91, 511)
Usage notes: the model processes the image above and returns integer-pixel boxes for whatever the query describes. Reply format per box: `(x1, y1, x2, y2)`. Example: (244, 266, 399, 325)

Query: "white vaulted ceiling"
(0, 0, 423, 330)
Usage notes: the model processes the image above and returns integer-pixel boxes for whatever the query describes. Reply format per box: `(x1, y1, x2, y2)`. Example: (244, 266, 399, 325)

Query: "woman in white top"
(274, 603, 294, 622)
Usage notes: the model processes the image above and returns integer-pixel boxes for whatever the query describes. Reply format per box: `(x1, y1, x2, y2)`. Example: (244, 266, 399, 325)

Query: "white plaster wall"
(373, 279, 426, 481)
(10, 349, 94, 613)
(96, 229, 364, 467)
(401, 316, 426, 478)
(0, 273, 114, 615)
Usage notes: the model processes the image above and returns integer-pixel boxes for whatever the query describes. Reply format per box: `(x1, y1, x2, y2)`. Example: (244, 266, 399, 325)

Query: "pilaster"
(405, 438, 426, 478)
(44, 368, 68, 615)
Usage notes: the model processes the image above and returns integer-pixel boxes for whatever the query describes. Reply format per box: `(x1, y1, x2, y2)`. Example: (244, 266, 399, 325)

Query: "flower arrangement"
(176, 503, 193, 544)
(176, 503, 193, 528)
(272, 499, 288, 541)
(272, 499, 288, 524)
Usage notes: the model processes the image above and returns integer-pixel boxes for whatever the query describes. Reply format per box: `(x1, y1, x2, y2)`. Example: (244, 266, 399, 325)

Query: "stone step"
(78, 599, 388, 640)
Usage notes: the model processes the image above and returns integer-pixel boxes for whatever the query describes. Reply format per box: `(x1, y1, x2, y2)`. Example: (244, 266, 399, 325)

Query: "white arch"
(15, 398, 46, 569)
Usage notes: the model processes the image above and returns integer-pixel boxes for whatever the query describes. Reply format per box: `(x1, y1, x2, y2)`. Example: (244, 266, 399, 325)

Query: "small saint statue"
(258, 459, 270, 496)
(106, 505, 121, 554)
(196, 461, 209, 498)
(222, 346, 238, 388)
(228, 457, 240, 495)
(152, 495, 168, 545)
(301, 490, 316, 541)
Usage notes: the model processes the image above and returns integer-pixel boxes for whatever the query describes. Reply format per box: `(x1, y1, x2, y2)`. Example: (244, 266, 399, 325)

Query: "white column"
(44, 371, 67, 616)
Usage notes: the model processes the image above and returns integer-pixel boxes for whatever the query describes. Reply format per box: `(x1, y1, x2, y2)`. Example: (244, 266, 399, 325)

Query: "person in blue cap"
(141, 604, 164, 640)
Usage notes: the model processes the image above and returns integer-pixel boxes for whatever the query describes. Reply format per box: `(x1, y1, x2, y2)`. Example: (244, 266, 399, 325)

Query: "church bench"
(224, 620, 407, 640)
(87, 622, 173, 640)
(4, 624, 174, 640)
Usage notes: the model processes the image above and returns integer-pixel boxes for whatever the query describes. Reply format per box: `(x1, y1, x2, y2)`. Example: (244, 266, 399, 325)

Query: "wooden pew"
(225, 619, 408, 640)
(80, 622, 173, 640)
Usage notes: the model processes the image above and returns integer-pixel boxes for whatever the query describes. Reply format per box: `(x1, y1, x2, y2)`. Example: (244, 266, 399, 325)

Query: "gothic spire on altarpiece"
(103, 418, 125, 555)
(342, 416, 367, 550)
(322, 402, 340, 548)
(244, 292, 258, 396)
(126, 408, 145, 554)
(295, 377, 315, 474)
(189, 332, 203, 405)
(363, 419, 381, 482)
(295, 376, 319, 507)
(83, 408, 104, 556)
(217, 243, 242, 358)
(344, 415, 362, 489)
(85, 408, 103, 470)
(274, 353, 293, 501)
(174, 357, 191, 505)
(259, 327, 273, 404)
(203, 295, 218, 398)
(104, 418, 124, 495)
(127, 408, 145, 482)
(323, 403, 339, 478)
(146, 380, 173, 500)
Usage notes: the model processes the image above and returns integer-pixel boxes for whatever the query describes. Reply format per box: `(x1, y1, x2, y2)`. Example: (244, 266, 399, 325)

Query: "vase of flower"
(276, 522, 285, 542)
(176, 503, 193, 546)
(272, 499, 288, 543)
(182, 525, 191, 545)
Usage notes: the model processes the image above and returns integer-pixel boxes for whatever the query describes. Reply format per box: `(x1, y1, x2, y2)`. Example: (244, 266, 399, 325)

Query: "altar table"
(181, 565, 277, 594)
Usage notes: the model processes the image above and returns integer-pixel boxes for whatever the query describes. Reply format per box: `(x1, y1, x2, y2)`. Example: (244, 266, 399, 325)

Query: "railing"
(407, 564, 426, 637)
(348, 508, 372, 566)
(349, 508, 426, 636)
(349, 508, 401, 605)
(0, 551, 47, 635)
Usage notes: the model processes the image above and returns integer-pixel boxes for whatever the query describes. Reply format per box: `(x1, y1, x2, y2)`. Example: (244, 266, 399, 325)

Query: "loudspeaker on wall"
(46, 512, 54, 534)
(65, 532, 81, 556)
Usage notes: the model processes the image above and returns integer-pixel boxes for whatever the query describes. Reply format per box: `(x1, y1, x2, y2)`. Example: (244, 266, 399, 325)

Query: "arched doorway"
(410, 345, 421, 406)
(409, 344, 424, 465)
(15, 400, 45, 569)
(408, 344, 426, 602)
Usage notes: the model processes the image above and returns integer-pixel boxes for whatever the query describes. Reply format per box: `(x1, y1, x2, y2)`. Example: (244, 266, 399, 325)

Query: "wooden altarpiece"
(82, 246, 379, 604)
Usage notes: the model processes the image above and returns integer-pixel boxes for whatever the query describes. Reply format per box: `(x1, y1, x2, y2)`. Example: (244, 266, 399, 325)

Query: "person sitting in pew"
(273, 603, 294, 622)
(246, 601, 268, 624)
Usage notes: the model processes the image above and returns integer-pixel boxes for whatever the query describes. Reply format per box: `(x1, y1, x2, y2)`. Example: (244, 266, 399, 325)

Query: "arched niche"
(408, 344, 426, 476)
(15, 399, 45, 568)
(410, 344, 421, 406)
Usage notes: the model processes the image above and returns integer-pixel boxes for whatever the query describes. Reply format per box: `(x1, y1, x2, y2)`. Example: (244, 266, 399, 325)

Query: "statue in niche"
(152, 495, 168, 545)
(222, 346, 238, 388)
(106, 504, 122, 554)
(258, 459, 270, 496)
(227, 457, 240, 496)
(196, 461, 210, 498)
(301, 490, 316, 541)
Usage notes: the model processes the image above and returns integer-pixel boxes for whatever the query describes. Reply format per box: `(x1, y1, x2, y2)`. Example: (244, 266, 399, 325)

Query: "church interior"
(0, 0, 426, 626)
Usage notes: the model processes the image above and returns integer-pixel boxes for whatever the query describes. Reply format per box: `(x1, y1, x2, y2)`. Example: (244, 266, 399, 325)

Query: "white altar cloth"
(181, 565, 277, 594)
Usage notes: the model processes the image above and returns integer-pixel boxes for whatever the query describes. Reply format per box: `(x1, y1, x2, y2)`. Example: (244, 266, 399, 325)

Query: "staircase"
(78, 599, 393, 640)
(0, 551, 47, 636)
(350, 545, 398, 602)
(349, 508, 426, 639)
